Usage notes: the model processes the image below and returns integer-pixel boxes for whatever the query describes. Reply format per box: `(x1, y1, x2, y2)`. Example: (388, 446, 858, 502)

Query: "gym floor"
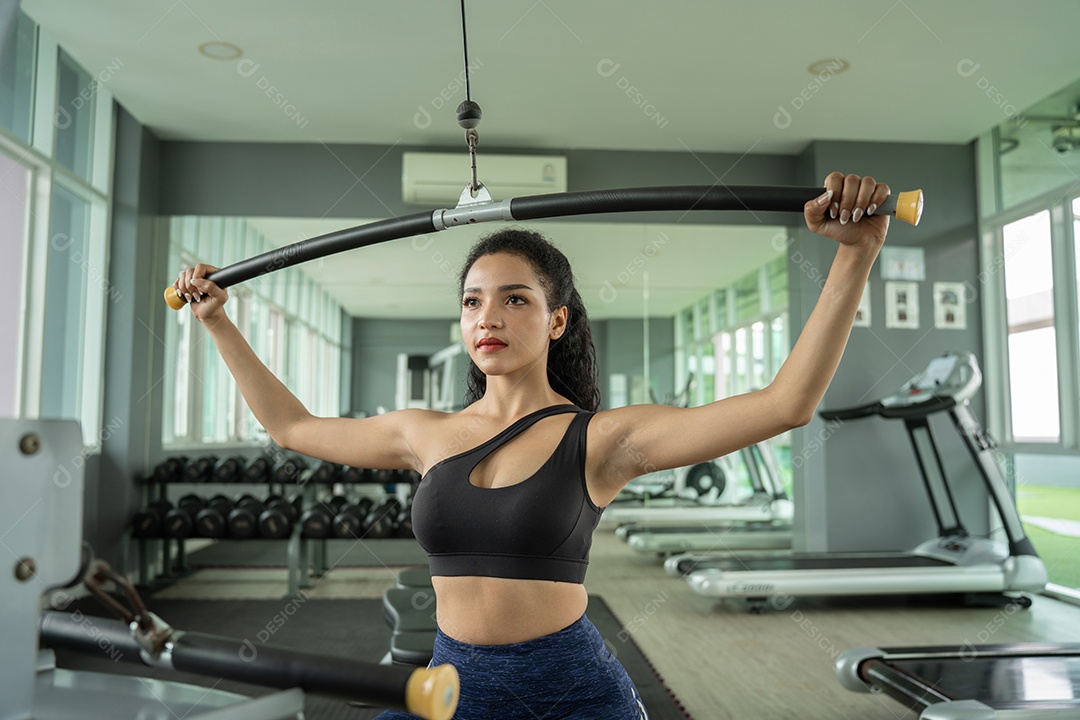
(158, 530, 1080, 719)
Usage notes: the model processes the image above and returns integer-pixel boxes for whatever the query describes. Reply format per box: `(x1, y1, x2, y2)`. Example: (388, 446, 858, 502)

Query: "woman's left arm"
(589, 172, 890, 489)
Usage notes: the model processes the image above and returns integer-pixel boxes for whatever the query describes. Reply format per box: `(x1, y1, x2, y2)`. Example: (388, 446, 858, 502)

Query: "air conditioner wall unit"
(402, 152, 567, 205)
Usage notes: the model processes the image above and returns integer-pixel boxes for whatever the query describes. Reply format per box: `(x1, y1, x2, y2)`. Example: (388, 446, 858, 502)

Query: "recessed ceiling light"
(807, 58, 850, 76)
(199, 41, 242, 60)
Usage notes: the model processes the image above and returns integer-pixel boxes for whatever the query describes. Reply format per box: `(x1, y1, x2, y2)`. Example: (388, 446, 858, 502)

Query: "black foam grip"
(202, 213, 437, 290)
(510, 185, 827, 220)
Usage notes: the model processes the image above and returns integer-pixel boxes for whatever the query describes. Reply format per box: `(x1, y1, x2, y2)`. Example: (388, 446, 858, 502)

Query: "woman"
(174, 172, 890, 718)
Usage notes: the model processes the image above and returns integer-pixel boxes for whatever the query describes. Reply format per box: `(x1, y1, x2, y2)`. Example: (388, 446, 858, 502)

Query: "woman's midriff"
(431, 575, 589, 645)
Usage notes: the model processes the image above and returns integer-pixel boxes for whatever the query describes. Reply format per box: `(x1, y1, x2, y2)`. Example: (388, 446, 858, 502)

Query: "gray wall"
(789, 140, 986, 553)
(96, 105, 165, 566)
(158, 142, 797, 225)
(351, 318, 458, 416)
(595, 318, 676, 408)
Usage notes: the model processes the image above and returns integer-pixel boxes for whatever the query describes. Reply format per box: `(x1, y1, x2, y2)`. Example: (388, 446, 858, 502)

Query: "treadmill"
(835, 644, 1080, 718)
(604, 443, 793, 530)
(666, 352, 1047, 609)
(619, 443, 793, 555)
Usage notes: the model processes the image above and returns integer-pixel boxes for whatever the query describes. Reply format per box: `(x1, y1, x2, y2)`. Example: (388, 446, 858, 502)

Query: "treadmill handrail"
(877, 395, 957, 419)
(819, 401, 882, 421)
(875, 643, 1080, 660)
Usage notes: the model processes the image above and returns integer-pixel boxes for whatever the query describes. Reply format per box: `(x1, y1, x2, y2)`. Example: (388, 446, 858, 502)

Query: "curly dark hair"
(457, 228, 601, 412)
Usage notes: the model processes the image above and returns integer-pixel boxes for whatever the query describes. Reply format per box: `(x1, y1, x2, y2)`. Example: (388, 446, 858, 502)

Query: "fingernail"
(816, 189, 833, 206)
(830, 202, 838, 219)
(184, 293, 193, 302)
(852, 208, 864, 223)
(839, 208, 850, 225)
(868, 203, 877, 216)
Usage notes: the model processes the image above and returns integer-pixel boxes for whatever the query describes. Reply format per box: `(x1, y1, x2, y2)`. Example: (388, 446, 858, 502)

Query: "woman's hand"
(174, 264, 228, 324)
(804, 171, 890, 251)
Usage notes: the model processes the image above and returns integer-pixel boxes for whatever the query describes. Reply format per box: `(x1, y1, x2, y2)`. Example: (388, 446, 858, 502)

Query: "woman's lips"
(478, 340, 507, 352)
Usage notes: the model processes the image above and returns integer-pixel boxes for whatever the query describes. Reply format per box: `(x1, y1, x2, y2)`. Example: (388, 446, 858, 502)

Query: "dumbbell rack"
(124, 460, 416, 598)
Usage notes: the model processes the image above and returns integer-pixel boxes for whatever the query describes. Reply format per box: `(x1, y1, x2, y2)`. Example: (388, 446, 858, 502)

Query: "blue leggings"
(375, 613, 648, 719)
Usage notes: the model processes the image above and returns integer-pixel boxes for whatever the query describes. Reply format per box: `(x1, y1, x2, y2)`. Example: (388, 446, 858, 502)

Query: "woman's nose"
(477, 308, 503, 328)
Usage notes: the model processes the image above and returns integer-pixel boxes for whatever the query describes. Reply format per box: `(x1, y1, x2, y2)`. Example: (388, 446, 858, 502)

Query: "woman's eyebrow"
(462, 283, 534, 294)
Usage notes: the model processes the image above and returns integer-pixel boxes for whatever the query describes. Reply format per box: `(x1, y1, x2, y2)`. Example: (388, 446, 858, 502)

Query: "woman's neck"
(474, 374, 570, 422)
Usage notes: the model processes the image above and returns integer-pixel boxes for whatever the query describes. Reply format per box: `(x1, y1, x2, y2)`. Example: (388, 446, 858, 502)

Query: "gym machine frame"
(2, 419, 458, 720)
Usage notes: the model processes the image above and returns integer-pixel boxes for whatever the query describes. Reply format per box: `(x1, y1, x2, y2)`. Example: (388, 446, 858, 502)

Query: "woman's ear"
(549, 306, 569, 340)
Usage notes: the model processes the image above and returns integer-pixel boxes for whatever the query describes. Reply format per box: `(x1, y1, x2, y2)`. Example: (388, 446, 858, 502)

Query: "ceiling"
(20, 0, 1080, 318)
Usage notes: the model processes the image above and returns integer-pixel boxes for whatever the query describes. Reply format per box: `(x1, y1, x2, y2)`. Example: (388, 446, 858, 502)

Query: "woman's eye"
(462, 297, 478, 307)
(508, 295, 525, 304)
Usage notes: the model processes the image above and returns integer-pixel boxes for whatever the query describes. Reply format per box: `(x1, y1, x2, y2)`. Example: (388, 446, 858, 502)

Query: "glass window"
(0, 11, 36, 143)
(768, 256, 787, 312)
(734, 327, 748, 394)
(1075, 196, 1080, 375)
(0, 151, 30, 416)
(173, 305, 192, 439)
(40, 183, 89, 420)
(679, 309, 693, 346)
(715, 332, 731, 400)
(734, 273, 759, 325)
(1002, 210, 1059, 442)
(751, 321, 766, 390)
(770, 314, 787, 377)
(54, 49, 95, 182)
(712, 289, 727, 332)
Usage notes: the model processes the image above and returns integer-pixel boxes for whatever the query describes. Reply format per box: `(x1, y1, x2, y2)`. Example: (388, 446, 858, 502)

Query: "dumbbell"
(395, 501, 414, 538)
(227, 496, 265, 539)
(310, 460, 341, 484)
(342, 466, 369, 484)
(364, 498, 403, 539)
(371, 468, 396, 485)
(325, 495, 349, 515)
(211, 456, 245, 483)
(182, 455, 218, 483)
(131, 499, 175, 538)
(272, 455, 307, 484)
(193, 494, 234, 538)
(299, 502, 333, 539)
(242, 456, 271, 483)
(162, 501, 199, 539)
(152, 457, 186, 483)
(332, 497, 375, 539)
(257, 495, 300, 538)
(298, 495, 347, 539)
(177, 493, 205, 516)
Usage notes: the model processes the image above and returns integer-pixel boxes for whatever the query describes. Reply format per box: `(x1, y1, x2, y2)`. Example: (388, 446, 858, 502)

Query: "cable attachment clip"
(456, 101, 489, 206)
(84, 558, 176, 661)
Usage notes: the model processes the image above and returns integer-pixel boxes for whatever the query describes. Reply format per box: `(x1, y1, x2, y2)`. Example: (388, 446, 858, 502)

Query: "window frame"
(981, 186, 1080, 454)
(2, 21, 115, 449)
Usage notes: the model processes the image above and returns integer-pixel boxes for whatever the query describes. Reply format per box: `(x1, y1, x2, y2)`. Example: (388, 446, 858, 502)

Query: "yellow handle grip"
(893, 189, 923, 226)
(164, 286, 187, 311)
(405, 663, 459, 720)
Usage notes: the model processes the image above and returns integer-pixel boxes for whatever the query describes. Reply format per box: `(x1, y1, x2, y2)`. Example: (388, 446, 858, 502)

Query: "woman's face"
(460, 252, 566, 378)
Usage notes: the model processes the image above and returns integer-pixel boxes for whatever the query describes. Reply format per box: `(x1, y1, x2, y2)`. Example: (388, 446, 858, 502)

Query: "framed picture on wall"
(885, 281, 919, 329)
(933, 282, 967, 329)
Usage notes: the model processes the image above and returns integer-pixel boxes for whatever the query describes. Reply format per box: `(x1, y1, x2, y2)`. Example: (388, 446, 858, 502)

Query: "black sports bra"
(410, 405, 603, 583)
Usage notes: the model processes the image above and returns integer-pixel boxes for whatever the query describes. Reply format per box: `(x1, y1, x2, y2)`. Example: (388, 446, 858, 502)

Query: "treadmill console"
(880, 351, 981, 408)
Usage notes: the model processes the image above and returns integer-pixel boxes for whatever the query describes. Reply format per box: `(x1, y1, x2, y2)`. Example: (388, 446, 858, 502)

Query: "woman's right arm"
(174, 265, 429, 471)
